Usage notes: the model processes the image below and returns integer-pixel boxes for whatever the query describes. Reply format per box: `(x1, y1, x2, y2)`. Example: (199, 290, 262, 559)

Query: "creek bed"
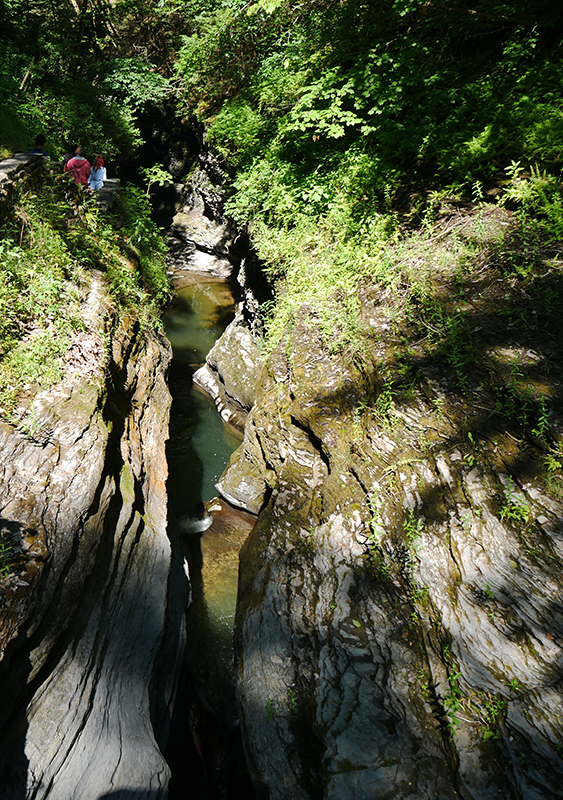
(164, 275, 256, 798)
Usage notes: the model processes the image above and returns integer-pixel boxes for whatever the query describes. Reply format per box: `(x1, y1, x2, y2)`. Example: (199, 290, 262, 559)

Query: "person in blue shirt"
(88, 156, 107, 191)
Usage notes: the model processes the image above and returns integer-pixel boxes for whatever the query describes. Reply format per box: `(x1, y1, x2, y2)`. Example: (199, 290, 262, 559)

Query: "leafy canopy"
(174, 0, 563, 351)
(0, 0, 180, 159)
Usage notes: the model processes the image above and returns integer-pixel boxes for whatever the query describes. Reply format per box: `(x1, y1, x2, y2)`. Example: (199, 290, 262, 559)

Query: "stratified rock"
(167, 165, 240, 279)
(217, 297, 563, 799)
(0, 275, 187, 799)
(167, 156, 273, 323)
(169, 154, 272, 437)
(194, 309, 264, 432)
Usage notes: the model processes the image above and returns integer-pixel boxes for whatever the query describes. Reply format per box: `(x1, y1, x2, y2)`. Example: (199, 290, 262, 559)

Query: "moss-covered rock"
(212, 208, 563, 799)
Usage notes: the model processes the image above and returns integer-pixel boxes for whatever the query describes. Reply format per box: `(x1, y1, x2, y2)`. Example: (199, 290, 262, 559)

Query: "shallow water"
(165, 280, 239, 521)
(164, 276, 253, 739)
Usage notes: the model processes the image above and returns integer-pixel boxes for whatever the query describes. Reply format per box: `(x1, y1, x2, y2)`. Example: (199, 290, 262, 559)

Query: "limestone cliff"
(213, 207, 563, 799)
(0, 273, 186, 799)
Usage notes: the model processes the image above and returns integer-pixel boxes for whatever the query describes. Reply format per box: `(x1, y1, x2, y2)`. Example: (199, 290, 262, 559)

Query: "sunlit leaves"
(100, 58, 169, 109)
(247, 0, 284, 15)
(207, 99, 265, 164)
(285, 71, 364, 139)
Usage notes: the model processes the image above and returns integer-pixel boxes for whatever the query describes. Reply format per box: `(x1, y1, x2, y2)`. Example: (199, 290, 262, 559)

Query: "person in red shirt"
(64, 146, 91, 187)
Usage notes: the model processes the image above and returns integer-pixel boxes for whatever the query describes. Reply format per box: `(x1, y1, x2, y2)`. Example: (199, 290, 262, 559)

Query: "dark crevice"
(289, 416, 331, 473)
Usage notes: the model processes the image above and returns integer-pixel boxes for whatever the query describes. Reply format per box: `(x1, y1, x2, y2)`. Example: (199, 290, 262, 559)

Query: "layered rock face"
(168, 156, 271, 435)
(167, 149, 563, 798)
(0, 275, 186, 799)
(167, 156, 242, 280)
(214, 294, 563, 797)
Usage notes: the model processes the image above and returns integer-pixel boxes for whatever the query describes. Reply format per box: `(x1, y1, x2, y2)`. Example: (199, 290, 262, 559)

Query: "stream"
(163, 275, 257, 799)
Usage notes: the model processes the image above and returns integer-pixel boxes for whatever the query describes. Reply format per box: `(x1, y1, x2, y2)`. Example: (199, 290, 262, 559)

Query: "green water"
(186, 525, 245, 723)
(164, 278, 243, 724)
(165, 279, 237, 367)
(165, 281, 240, 520)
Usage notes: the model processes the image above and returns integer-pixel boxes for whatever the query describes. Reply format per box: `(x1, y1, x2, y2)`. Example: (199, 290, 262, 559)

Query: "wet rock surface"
(210, 219, 563, 797)
(167, 161, 242, 279)
(194, 309, 263, 433)
(168, 153, 269, 434)
(0, 276, 186, 799)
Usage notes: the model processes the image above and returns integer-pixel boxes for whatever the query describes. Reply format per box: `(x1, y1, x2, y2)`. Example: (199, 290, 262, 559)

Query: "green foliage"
(406, 291, 475, 392)
(287, 686, 299, 713)
(19, 80, 143, 161)
(526, 108, 563, 164)
(404, 510, 423, 550)
(0, 106, 33, 160)
(443, 670, 463, 737)
(0, 0, 176, 161)
(118, 186, 170, 308)
(176, 0, 264, 116)
(499, 479, 531, 526)
(247, 0, 284, 15)
(140, 163, 173, 196)
(100, 58, 169, 110)
(366, 486, 385, 551)
(230, 179, 398, 354)
(374, 381, 396, 424)
(500, 162, 563, 240)
(207, 100, 265, 166)
(507, 677, 523, 693)
(0, 194, 84, 412)
(265, 697, 276, 720)
(545, 441, 563, 473)
(6, 0, 561, 396)
(284, 68, 365, 141)
(178, 0, 563, 187)
(481, 695, 508, 742)
(175, 0, 563, 355)
(0, 532, 13, 577)
(0, 179, 168, 417)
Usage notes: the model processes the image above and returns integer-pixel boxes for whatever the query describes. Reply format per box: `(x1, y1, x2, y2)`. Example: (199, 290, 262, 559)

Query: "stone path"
(0, 153, 120, 211)
(94, 177, 120, 211)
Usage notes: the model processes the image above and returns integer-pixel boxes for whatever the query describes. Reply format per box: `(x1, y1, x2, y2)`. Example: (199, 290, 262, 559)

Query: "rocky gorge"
(187, 162, 563, 798)
(1, 140, 563, 800)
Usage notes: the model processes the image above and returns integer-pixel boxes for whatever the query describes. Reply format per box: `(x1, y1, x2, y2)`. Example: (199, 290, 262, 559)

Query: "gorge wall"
(193, 164, 563, 798)
(2, 136, 562, 800)
(0, 259, 185, 798)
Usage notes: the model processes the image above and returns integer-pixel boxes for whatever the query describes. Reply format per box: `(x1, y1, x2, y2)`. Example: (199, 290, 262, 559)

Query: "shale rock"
(167, 164, 241, 278)
(215, 284, 563, 799)
(169, 156, 269, 431)
(0, 275, 186, 799)
(194, 308, 264, 432)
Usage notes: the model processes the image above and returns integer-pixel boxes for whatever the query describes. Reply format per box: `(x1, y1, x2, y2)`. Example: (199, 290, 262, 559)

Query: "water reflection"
(165, 280, 239, 521)
(165, 280, 236, 366)
(164, 278, 256, 799)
